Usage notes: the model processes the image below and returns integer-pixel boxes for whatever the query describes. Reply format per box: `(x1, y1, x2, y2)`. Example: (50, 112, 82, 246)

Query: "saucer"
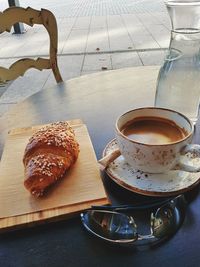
(103, 139, 200, 197)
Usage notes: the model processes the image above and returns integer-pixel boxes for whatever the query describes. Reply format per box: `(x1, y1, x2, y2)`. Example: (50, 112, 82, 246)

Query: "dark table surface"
(0, 66, 200, 267)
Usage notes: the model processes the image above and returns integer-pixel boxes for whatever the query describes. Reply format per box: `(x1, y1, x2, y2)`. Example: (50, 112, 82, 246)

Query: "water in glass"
(155, 1, 200, 124)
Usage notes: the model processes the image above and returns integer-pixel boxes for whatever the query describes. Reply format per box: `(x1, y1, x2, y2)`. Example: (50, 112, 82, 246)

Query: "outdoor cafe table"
(0, 66, 200, 266)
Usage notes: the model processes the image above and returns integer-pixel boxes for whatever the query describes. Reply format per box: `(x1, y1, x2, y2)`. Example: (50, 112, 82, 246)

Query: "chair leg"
(52, 62, 63, 83)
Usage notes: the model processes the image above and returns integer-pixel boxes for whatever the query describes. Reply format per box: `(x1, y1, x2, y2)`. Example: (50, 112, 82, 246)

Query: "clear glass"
(155, 0, 200, 124)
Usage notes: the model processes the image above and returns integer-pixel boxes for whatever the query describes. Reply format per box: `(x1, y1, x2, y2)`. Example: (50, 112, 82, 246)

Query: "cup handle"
(177, 144, 200, 172)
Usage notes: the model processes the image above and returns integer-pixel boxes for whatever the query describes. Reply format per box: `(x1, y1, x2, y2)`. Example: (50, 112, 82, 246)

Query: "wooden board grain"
(0, 120, 109, 232)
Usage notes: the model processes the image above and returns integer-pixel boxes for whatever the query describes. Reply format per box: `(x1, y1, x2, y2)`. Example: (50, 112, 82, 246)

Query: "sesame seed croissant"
(23, 122, 79, 197)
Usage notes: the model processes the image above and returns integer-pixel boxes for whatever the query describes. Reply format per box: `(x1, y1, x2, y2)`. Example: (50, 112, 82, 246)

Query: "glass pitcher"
(155, 0, 200, 124)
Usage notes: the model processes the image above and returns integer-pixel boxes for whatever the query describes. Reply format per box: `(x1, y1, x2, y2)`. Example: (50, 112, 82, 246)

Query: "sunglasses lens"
(151, 195, 186, 239)
(81, 210, 138, 243)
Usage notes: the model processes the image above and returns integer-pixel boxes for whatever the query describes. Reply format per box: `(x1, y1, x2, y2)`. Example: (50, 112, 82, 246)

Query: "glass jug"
(155, 0, 200, 124)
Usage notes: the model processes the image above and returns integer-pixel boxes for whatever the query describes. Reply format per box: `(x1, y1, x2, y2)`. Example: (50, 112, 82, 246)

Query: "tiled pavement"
(0, 0, 170, 116)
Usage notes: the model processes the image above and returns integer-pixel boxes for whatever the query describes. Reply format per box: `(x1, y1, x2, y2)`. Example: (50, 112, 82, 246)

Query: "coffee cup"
(115, 107, 200, 173)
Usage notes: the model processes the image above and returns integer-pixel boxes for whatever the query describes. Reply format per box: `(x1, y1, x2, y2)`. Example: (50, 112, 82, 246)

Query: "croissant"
(23, 121, 79, 197)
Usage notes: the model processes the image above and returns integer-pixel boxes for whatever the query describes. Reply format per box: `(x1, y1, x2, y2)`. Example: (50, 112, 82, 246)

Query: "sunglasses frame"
(81, 195, 186, 245)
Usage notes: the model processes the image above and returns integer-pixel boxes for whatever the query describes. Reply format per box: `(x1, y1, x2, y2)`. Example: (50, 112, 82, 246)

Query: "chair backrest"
(0, 6, 63, 84)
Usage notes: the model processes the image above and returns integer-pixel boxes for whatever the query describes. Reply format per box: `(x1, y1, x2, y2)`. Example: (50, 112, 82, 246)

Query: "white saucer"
(103, 139, 200, 197)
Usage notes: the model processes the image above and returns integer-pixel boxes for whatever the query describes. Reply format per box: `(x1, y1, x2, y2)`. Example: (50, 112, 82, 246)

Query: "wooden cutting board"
(0, 119, 109, 232)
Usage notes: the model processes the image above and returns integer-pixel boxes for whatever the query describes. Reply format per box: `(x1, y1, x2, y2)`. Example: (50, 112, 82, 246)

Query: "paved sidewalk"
(0, 0, 170, 116)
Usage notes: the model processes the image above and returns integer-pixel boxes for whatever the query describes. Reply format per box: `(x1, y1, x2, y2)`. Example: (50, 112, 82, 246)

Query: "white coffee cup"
(115, 107, 200, 173)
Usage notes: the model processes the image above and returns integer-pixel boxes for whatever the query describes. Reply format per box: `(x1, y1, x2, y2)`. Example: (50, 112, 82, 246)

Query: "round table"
(0, 66, 159, 158)
(0, 66, 200, 267)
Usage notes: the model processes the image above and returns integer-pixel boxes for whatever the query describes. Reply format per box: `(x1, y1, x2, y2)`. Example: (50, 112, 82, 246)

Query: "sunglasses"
(81, 195, 186, 245)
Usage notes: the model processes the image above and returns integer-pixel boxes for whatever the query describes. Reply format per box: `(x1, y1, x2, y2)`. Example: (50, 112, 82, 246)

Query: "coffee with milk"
(121, 116, 187, 145)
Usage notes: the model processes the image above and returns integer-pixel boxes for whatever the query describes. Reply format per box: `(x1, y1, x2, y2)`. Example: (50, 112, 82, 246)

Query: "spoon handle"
(98, 148, 121, 170)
